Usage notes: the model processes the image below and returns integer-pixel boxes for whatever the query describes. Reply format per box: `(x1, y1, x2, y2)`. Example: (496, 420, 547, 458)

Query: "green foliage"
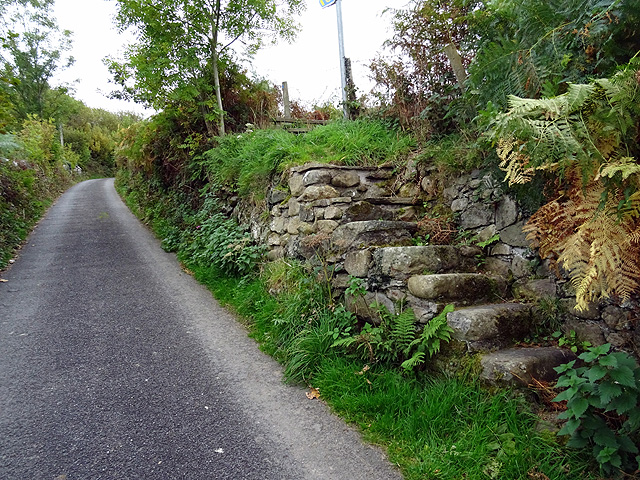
(1, 1, 74, 123)
(554, 344, 640, 476)
(108, 0, 303, 135)
(316, 359, 594, 480)
(332, 304, 454, 372)
(182, 198, 266, 277)
(489, 60, 640, 309)
(199, 119, 414, 199)
(467, 0, 640, 111)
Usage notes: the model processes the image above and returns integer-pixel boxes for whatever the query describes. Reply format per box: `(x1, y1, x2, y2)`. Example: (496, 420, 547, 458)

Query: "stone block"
(303, 169, 333, 186)
(447, 303, 533, 352)
(513, 278, 557, 301)
(499, 221, 529, 248)
(399, 183, 420, 198)
(496, 196, 518, 229)
(451, 197, 469, 212)
(267, 233, 281, 246)
(316, 220, 339, 234)
(421, 177, 436, 196)
(332, 171, 360, 188)
(331, 221, 417, 253)
(288, 197, 300, 216)
(346, 291, 395, 324)
(476, 225, 497, 243)
(270, 216, 286, 234)
(298, 222, 315, 235)
(287, 217, 301, 235)
(324, 205, 343, 220)
(490, 242, 511, 256)
(299, 185, 340, 202)
(343, 201, 393, 222)
(408, 273, 506, 306)
(300, 205, 315, 222)
(459, 203, 495, 229)
(372, 246, 478, 282)
(289, 173, 305, 196)
(564, 318, 606, 346)
(481, 347, 577, 385)
(344, 249, 372, 278)
(602, 306, 630, 330)
(396, 206, 417, 222)
(363, 184, 391, 198)
(266, 247, 285, 261)
(269, 188, 288, 205)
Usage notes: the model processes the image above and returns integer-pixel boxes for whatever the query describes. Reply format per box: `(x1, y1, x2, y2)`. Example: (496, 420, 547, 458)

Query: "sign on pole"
(319, 0, 337, 8)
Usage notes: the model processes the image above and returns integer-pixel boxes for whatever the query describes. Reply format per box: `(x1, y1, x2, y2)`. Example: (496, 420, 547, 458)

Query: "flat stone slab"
(407, 273, 506, 306)
(372, 246, 481, 282)
(447, 303, 533, 351)
(481, 347, 577, 386)
(331, 221, 417, 253)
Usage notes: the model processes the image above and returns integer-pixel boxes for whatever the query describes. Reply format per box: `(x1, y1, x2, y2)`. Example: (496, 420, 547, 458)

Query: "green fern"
(401, 304, 455, 371)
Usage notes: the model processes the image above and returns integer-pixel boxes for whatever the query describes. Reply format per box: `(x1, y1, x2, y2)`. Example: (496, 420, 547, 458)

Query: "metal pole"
(335, 0, 348, 119)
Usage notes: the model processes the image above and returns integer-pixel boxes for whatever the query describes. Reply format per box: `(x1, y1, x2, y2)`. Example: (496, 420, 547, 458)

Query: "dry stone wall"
(234, 161, 638, 356)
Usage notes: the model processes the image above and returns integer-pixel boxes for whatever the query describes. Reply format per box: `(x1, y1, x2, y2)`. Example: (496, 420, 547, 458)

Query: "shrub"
(554, 343, 640, 476)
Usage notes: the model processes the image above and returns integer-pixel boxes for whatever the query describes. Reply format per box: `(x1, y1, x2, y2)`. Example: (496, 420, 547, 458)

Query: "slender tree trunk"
(211, 0, 225, 136)
(212, 50, 225, 136)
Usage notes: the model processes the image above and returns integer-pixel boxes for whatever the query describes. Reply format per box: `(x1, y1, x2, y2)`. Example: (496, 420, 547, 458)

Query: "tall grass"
(199, 119, 415, 200)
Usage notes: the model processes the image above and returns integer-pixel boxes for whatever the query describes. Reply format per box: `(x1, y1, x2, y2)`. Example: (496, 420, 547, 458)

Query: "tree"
(107, 0, 304, 136)
(1, 0, 74, 124)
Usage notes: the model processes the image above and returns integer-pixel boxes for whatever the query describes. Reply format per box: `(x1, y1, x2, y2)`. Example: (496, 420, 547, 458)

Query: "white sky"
(51, 0, 398, 116)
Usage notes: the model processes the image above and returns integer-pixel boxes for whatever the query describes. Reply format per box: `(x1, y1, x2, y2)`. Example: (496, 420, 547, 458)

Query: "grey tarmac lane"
(0, 179, 403, 480)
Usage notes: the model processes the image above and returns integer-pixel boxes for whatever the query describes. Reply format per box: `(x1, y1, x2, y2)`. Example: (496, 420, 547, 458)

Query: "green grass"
(114, 133, 599, 480)
(199, 119, 416, 201)
(176, 261, 596, 480)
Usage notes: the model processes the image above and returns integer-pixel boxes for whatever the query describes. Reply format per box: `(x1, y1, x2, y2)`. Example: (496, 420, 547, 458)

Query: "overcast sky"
(51, 0, 397, 116)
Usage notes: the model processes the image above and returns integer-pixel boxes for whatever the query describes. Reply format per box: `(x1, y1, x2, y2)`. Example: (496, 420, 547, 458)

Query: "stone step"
(407, 273, 507, 306)
(446, 303, 533, 352)
(369, 245, 482, 284)
(480, 347, 577, 386)
(331, 220, 417, 254)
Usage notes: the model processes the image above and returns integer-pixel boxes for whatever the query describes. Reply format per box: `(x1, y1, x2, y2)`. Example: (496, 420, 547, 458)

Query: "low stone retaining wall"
(232, 161, 638, 356)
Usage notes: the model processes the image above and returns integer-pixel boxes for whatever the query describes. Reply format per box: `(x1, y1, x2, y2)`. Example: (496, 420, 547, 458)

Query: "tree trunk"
(212, 51, 225, 136)
(211, 0, 225, 136)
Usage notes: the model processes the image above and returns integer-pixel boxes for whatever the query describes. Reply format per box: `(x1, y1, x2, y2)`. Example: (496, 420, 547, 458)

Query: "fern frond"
(401, 352, 426, 372)
(390, 308, 417, 352)
(598, 157, 640, 182)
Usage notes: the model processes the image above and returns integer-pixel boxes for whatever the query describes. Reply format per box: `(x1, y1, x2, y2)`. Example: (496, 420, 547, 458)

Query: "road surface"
(0, 178, 402, 479)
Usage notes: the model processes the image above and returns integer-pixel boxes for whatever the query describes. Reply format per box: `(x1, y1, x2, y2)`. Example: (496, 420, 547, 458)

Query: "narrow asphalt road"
(0, 179, 402, 480)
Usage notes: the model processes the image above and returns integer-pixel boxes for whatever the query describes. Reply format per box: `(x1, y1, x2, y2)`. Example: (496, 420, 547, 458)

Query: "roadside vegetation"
(0, 0, 139, 268)
(3, 0, 639, 477)
(112, 0, 640, 477)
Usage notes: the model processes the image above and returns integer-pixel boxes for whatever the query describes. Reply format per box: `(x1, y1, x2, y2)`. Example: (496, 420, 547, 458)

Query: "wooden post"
(282, 81, 291, 119)
(443, 42, 467, 90)
(344, 57, 359, 120)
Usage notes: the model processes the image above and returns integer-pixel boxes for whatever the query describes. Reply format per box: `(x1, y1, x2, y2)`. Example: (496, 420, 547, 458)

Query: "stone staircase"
(343, 242, 576, 387)
(260, 161, 577, 386)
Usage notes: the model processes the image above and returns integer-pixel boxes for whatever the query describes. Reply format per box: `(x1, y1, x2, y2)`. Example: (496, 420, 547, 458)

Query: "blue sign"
(319, 0, 337, 7)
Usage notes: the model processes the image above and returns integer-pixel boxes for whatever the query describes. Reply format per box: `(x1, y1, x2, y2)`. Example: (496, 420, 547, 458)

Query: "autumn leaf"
(306, 387, 320, 400)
